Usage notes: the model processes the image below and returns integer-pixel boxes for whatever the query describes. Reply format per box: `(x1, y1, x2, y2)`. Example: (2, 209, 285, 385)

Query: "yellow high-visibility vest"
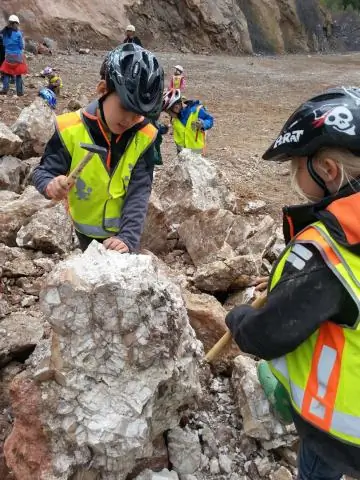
(172, 105, 205, 153)
(57, 110, 157, 238)
(269, 219, 360, 445)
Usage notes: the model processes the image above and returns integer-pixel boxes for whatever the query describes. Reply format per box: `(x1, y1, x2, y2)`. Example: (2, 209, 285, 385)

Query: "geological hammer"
(66, 143, 107, 185)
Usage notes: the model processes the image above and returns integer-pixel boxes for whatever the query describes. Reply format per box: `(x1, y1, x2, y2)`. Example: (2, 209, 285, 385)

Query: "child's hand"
(103, 237, 129, 253)
(46, 175, 73, 200)
(191, 120, 204, 131)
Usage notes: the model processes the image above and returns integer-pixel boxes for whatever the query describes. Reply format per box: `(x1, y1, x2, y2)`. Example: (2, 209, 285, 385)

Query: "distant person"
(41, 66, 63, 96)
(123, 25, 142, 47)
(169, 65, 186, 92)
(0, 15, 27, 96)
(162, 88, 214, 155)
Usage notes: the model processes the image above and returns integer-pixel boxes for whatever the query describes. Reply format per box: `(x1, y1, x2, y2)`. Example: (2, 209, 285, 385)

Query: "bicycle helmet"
(263, 87, 360, 162)
(42, 66, 53, 76)
(39, 87, 57, 109)
(163, 89, 182, 111)
(104, 43, 164, 117)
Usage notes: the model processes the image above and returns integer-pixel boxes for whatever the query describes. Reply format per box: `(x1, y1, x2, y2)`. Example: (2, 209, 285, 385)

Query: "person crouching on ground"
(32, 43, 164, 253)
(41, 66, 63, 96)
(162, 88, 213, 154)
(225, 86, 360, 480)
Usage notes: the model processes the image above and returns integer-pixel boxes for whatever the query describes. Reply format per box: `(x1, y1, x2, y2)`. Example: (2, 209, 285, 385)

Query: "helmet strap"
(98, 94, 109, 128)
(307, 156, 329, 196)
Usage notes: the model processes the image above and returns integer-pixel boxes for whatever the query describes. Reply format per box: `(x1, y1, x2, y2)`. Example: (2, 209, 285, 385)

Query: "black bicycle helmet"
(105, 43, 164, 117)
(263, 87, 360, 162)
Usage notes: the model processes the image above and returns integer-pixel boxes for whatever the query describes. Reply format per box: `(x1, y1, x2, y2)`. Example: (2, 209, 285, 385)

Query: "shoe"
(16, 92, 24, 97)
(0, 90, 8, 95)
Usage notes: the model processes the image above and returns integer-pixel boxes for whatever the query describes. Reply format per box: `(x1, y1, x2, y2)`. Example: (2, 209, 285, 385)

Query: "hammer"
(66, 143, 108, 185)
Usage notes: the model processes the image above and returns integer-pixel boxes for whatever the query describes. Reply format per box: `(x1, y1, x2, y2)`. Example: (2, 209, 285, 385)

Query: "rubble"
(16, 203, 73, 254)
(134, 469, 179, 480)
(11, 98, 55, 159)
(4, 243, 203, 479)
(141, 192, 173, 254)
(67, 95, 89, 111)
(0, 122, 22, 157)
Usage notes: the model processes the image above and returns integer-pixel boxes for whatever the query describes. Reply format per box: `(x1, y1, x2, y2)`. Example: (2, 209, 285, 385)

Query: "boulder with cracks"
(4, 243, 203, 479)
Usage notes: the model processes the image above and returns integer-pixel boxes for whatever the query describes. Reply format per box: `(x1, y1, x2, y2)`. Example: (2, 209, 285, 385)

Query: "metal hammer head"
(80, 143, 108, 157)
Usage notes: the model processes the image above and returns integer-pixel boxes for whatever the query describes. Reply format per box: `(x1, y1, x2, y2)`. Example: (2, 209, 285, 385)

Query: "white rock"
(244, 200, 266, 213)
(11, 97, 55, 159)
(5, 244, 203, 480)
(209, 458, 220, 474)
(135, 468, 179, 480)
(255, 456, 272, 477)
(219, 453, 233, 474)
(168, 426, 202, 475)
(0, 156, 27, 193)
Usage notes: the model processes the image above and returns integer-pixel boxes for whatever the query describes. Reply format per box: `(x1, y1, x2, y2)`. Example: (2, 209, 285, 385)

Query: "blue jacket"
(178, 100, 214, 130)
(1, 29, 24, 55)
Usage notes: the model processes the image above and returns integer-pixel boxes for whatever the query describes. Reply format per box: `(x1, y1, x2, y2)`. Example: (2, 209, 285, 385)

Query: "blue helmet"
(38, 87, 57, 109)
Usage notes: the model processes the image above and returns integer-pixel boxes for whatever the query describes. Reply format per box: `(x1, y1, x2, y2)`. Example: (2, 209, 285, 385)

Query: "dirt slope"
(0, 0, 325, 53)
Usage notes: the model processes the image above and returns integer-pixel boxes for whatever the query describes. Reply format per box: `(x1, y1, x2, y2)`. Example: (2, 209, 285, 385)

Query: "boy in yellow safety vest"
(163, 88, 213, 154)
(33, 44, 164, 253)
(41, 66, 63, 96)
(225, 87, 360, 480)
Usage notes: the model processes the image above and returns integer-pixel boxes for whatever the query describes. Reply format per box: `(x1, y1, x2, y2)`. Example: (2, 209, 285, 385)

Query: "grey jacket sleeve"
(32, 130, 71, 196)
(116, 149, 154, 252)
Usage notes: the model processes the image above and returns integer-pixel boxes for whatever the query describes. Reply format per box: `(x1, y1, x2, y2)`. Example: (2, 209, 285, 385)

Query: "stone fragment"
(0, 312, 44, 367)
(5, 243, 203, 479)
(0, 244, 45, 278)
(141, 192, 171, 254)
(232, 356, 297, 449)
(193, 255, 260, 293)
(0, 186, 51, 246)
(255, 456, 272, 477)
(134, 469, 179, 480)
(67, 95, 89, 111)
(11, 98, 55, 159)
(209, 457, 220, 474)
(224, 287, 256, 311)
(0, 156, 27, 193)
(270, 466, 293, 480)
(16, 203, 73, 254)
(167, 426, 202, 475)
(219, 453, 233, 474)
(244, 200, 266, 213)
(0, 121, 22, 156)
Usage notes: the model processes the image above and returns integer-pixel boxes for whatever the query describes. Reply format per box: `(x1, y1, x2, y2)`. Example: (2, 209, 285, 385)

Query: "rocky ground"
(1, 50, 360, 480)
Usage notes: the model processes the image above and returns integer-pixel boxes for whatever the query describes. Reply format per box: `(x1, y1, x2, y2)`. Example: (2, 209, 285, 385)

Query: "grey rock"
(11, 98, 55, 159)
(0, 156, 27, 194)
(16, 203, 73, 254)
(244, 200, 266, 213)
(0, 121, 22, 156)
(270, 466, 293, 480)
(0, 312, 44, 367)
(209, 458, 220, 474)
(219, 453, 233, 474)
(255, 456, 272, 477)
(0, 244, 45, 278)
(168, 426, 202, 475)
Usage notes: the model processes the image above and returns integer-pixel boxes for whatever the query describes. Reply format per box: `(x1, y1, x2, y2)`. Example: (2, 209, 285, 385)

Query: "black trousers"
(76, 231, 104, 252)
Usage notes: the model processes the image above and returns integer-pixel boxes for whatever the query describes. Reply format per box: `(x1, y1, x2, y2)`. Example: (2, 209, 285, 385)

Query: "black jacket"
(123, 36, 142, 47)
(32, 100, 156, 252)
(226, 181, 360, 477)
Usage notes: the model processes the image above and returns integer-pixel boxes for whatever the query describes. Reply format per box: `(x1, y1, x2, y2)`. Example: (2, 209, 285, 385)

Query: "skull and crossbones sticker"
(313, 105, 356, 135)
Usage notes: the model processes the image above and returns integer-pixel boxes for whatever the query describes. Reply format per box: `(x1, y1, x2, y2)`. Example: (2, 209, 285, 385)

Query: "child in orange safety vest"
(225, 87, 360, 480)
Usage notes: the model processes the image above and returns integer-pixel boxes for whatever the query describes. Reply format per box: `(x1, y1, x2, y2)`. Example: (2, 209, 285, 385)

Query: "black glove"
(225, 305, 254, 336)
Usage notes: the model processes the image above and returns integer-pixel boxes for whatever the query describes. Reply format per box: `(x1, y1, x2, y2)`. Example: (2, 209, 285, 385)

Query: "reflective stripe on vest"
(58, 110, 157, 238)
(269, 220, 360, 445)
(172, 105, 205, 152)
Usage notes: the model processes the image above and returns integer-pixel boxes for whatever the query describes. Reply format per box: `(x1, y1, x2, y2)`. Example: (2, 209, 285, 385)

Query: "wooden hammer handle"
(204, 293, 267, 362)
(66, 151, 95, 185)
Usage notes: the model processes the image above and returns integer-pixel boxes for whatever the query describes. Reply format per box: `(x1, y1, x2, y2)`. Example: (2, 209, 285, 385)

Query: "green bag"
(257, 360, 293, 425)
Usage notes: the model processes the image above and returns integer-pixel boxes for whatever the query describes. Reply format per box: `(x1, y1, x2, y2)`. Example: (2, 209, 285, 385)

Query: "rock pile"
(0, 108, 295, 480)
